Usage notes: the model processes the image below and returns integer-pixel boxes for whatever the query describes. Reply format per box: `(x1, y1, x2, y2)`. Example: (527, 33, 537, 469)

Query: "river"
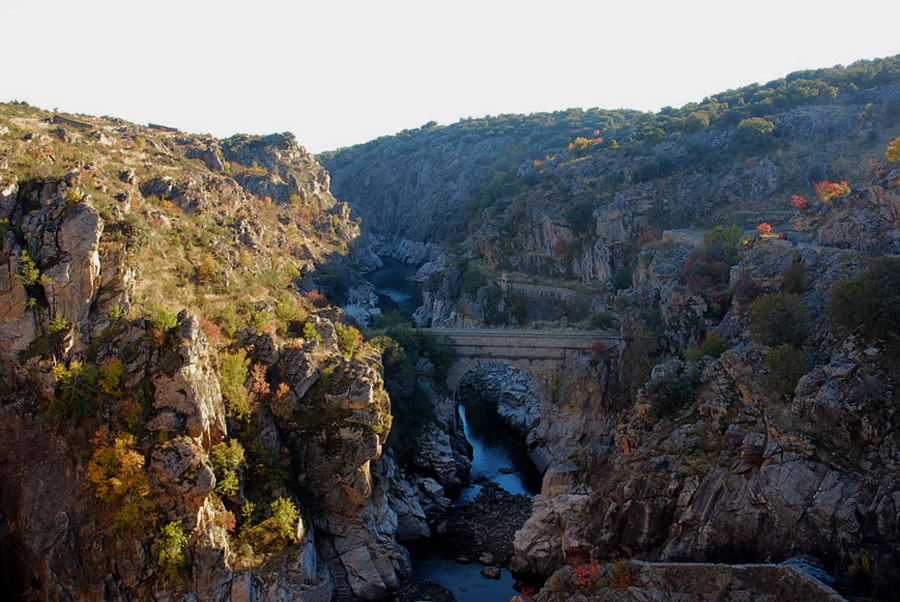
(367, 257, 542, 602)
(367, 257, 423, 318)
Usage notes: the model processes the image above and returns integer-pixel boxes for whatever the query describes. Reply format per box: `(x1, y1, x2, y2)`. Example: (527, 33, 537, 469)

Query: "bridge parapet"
(419, 328, 620, 395)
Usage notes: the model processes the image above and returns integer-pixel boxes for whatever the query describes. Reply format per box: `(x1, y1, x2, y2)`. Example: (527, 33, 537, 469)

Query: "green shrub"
(645, 368, 701, 419)
(15, 250, 41, 286)
(156, 521, 189, 583)
(369, 335, 407, 371)
(274, 295, 307, 333)
(210, 440, 245, 497)
(219, 349, 251, 419)
(683, 332, 730, 363)
(373, 310, 410, 329)
(302, 322, 323, 342)
(828, 257, 900, 344)
(750, 293, 810, 347)
(764, 344, 811, 397)
(144, 301, 178, 332)
(462, 264, 488, 297)
(267, 497, 299, 542)
(703, 225, 743, 264)
(47, 312, 70, 334)
(335, 322, 362, 357)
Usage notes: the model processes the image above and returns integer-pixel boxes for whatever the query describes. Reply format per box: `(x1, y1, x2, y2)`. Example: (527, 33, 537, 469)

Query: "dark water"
(459, 403, 543, 502)
(408, 404, 542, 602)
(369, 258, 539, 601)
(368, 257, 423, 318)
(409, 548, 520, 602)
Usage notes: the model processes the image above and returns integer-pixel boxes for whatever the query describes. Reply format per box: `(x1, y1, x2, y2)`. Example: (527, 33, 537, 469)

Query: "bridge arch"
(423, 328, 620, 399)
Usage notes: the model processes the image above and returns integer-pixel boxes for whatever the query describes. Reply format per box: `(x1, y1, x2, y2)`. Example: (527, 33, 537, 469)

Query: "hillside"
(321, 56, 900, 331)
(1, 57, 900, 602)
(0, 103, 433, 601)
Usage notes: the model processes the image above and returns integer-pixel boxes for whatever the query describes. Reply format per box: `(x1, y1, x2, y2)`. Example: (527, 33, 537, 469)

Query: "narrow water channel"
(409, 401, 541, 602)
(367, 256, 542, 601)
(367, 257, 423, 317)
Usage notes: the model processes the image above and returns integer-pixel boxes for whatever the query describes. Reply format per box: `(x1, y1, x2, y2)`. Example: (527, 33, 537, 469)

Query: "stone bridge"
(421, 328, 620, 395)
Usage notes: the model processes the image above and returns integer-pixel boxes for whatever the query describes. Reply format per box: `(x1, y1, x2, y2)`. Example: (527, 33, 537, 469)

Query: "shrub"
(373, 310, 410, 329)
(828, 257, 900, 344)
(305, 289, 329, 308)
(219, 348, 251, 419)
(144, 301, 178, 332)
(683, 332, 730, 363)
(98, 358, 126, 396)
(15, 250, 41, 286)
(274, 295, 307, 333)
(750, 293, 810, 347)
(156, 521, 189, 583)
(335, 322, 362, 357)
(588, 311, 617, 330)
(736, 117, 776, 148)
(813, 180, 851, 203)
(196, 252, 220, 284)
(302, 322, 323, 342)
(210, 440, 245, 497)
(267, 497, 299, 542)
(764, 344, 811, 397)
(645, 369, 700, 419)
(886, 136, 900, 162)
(588, 339, 606, 355)
(611, 266, 632, 291)
(462, 264, 488, 297)
(781, 262, 806, 294)
(732, 270, 762, 310)
(702, 225, 743, 264)
(47, 312, 70, 334)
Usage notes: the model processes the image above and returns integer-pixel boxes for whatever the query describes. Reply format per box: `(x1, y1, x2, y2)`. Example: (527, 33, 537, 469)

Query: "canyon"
(1, 55, 899, 602)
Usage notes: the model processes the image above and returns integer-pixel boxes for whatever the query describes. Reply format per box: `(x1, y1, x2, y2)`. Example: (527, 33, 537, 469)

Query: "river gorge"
(367, 257, 543, 601)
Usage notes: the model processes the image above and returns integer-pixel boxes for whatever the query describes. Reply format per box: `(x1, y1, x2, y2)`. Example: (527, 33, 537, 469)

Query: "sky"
(1, 0, 898, 153)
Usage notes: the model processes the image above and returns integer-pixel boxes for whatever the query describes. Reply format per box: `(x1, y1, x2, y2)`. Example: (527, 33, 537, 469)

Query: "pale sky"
(1, 0, 898, 153)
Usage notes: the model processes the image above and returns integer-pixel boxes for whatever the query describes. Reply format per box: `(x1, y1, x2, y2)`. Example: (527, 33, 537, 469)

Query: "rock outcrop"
(0, 104, 412, 601)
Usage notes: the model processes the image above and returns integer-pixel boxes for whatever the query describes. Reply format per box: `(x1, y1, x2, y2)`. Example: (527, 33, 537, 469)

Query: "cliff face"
(0, 104, 404, 601)
(507, 171, 900, 598)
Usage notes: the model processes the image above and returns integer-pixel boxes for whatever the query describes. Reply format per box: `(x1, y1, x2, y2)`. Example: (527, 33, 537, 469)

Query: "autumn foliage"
(305, 289, 329, 308)
(885, 136, 900, 162)
(789, 194, 811, 211)
(814, 180, 851, 202)
(570, 561, 640, 590)
(87, 428, 157, 532)
(755, 222, 784, 239)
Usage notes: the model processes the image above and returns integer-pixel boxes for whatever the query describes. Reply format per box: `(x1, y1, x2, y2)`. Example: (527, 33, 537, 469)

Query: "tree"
(828, 257, 900, 343)
(156, 521, 189, 583)
(219, 348, 251, 419)
(750, 293, 810, 347)
(736, 117, 776, 148)
(703, 225, 743, 264)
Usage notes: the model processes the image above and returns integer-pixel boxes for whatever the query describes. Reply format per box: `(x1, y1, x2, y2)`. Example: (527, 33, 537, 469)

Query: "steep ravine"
(366, 259, 543, 601)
